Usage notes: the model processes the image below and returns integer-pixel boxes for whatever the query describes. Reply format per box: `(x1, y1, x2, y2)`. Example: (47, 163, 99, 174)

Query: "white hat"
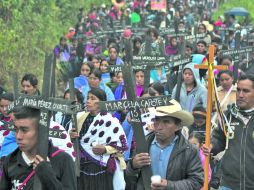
(148, 99, 194, 126)
(202, 21, 214, 32)
(235, 23, 241, 28)
(69, 27, 75, 31)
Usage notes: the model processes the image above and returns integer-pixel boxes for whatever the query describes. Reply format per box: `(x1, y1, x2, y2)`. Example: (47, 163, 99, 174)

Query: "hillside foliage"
(213, 0, 253, 23)
(0, 0, 108, 91)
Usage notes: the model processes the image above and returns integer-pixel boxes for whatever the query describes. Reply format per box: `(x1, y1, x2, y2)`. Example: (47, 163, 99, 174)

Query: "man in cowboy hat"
(126, 100, 204, 190)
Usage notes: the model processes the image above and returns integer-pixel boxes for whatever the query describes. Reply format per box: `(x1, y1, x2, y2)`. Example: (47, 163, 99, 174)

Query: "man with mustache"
(126, 100, 204, 190)
(204, 74, 254, 190)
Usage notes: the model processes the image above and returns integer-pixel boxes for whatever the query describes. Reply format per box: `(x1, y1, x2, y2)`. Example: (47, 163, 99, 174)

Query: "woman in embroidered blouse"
(217, 70, 236, 111)
(70, 88, 127, 190)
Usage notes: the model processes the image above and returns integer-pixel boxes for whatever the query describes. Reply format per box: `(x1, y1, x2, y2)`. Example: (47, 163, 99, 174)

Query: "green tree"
(213, 0, 253, 23)
(0, 0, 109, 91)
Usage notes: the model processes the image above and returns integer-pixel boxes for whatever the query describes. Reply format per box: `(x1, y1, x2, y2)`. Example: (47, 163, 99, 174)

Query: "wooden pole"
(195, 45, 228, 190)
(203, 45, 214, 190)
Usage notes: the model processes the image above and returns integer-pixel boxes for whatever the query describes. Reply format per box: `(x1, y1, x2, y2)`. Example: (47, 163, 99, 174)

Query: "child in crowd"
(100, 59, 111, 84)
(73, 61, 94, 90)
(189, 106, 207, 141)
(189, 132, 211, 190)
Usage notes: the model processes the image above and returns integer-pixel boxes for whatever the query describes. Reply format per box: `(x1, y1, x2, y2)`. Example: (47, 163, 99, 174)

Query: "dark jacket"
(126, 131, 204, 190)
(0, 143, 77, 190)
(245, 60, 254, 75)
(211, 104, 254, 190)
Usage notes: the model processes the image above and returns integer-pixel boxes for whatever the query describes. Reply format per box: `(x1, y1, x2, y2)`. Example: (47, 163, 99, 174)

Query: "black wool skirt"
(79, 161, 114, 190)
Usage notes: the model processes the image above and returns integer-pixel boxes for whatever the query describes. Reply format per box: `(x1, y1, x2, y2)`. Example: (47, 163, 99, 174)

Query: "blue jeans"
(219, 186, 232, 190)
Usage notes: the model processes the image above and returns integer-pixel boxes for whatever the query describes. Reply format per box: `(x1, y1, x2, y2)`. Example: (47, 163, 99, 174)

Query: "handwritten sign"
(48, 129, 66, 139)
(185, 33, 206, 40)
(220, 46, 254, 56)
(107, 65, 149, 73)
(39, 111, 48, 127)
(8, 96, 82, 114)
(99, 95, 172, 112)
(133, 55, 168, 66)
(96, 29, 124, 35)
(217, 27, 234, 31)
(171, 57, 191, 67)
(160, 28, 187, 36)
(0, 121, 66, 139)
(133, 55, 166, 62)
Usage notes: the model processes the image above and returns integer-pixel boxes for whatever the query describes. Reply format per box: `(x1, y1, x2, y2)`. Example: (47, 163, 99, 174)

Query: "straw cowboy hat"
(149, 99, 194, 126)
(202, 21, 214, 32)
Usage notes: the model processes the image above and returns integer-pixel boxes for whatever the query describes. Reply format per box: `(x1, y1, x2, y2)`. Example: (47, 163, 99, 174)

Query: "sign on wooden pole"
(220, 46, 254, 83)
(99, 39, 175, 190)
(99, 65, 173, 190)
(8, 54, 82, 190)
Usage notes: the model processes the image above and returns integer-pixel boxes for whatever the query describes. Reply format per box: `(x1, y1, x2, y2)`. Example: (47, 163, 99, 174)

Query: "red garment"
(199, 149, 211, 190)
(66, 31, 75, 40)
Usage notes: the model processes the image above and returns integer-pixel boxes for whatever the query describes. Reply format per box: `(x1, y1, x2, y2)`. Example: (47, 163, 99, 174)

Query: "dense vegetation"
(213, 0, 253, 23)
(0, 0, 108, 91)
